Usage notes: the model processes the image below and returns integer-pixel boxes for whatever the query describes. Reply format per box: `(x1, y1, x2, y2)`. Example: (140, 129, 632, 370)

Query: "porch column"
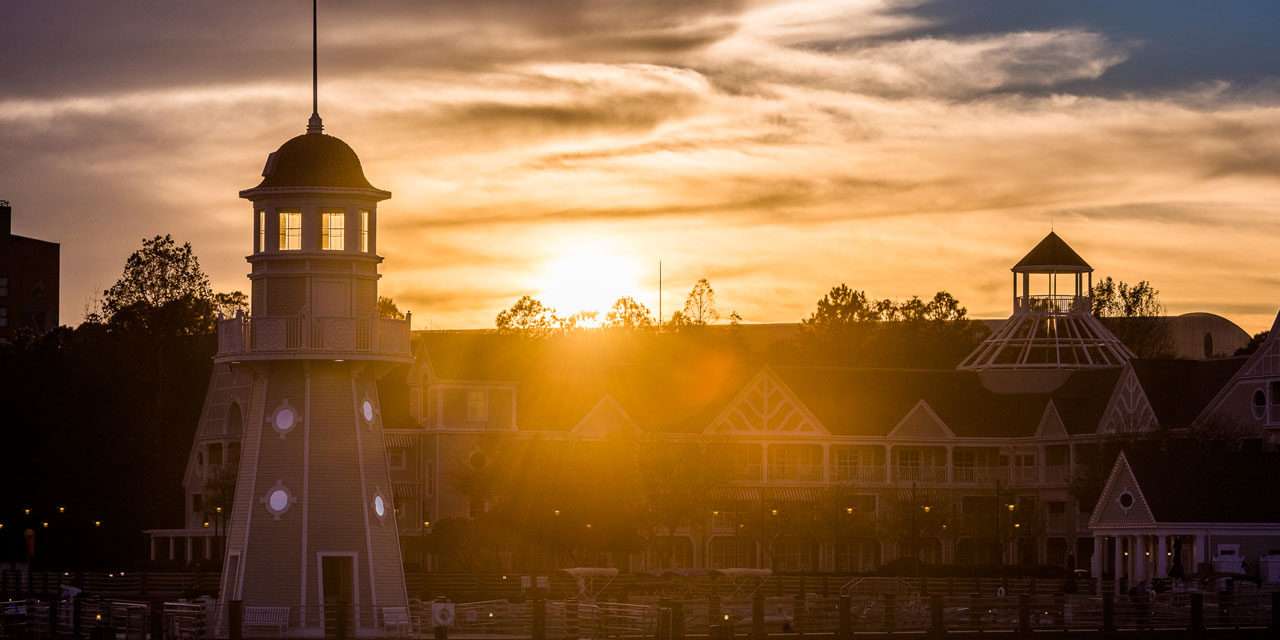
(149, 536, 157, 561)
(1155, 535, 1168, 578)
(1091, 535, 1104, 578)
(1194, 534, 1208, 573)
(1113, 536, 1125, 593)
(1134, 535, 1148, 583)
(186, 536, 193, 564)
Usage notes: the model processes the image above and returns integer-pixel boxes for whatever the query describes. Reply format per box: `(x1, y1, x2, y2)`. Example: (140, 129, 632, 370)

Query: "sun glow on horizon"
(535, 238, 648, 322)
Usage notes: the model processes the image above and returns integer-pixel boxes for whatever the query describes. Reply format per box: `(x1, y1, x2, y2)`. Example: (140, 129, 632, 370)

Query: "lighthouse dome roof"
(251, 131, 379, 191)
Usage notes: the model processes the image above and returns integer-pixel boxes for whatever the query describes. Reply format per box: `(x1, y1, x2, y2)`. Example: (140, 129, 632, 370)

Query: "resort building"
(0, 200, 60, 340)
(150, 228, 1278, 584)
(1088, 446, 1280, 586)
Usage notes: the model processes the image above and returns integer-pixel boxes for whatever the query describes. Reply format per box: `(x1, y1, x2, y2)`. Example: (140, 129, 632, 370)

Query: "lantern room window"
(360, 210, 370, 253)
(257, 211, 265, 252)
(278, 211, 301, 251)
(322, 211, 345, 250)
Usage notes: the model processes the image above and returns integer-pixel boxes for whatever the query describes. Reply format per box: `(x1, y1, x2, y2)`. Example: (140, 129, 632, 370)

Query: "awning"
(385, 433, 419, 449)
(707, 487, 829, 503)
(392, 483, 419, 498)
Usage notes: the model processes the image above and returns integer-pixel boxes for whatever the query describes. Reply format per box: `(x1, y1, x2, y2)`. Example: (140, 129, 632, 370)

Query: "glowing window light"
(278, 211, 301, 251)
(321, 211, 345, 251)
(360, 210, 370, 253)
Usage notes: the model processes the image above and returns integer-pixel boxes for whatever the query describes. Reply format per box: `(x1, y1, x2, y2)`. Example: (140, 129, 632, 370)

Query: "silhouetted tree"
(1092, 277, 1171, 357)
(665, 310, 690, 329)
(378, 296, 405, 320)
(102, 235, 213, 320)
(804, 284, 876, 326)
(636, 442, 728, 568)
(558, 311, 599, 331)
(1236, 331, 1269, 356)
(682, 279, 719, 325)
(1091, 277, 1162, 318)
(796, 287, 985, 367)
(605, 297, 655, 329)
(214, 291, 248, 318)
(495, 296, 558, 335)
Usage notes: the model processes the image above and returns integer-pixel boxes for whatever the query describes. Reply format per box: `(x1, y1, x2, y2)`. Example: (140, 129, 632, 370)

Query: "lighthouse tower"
(212, 25, 411, 633)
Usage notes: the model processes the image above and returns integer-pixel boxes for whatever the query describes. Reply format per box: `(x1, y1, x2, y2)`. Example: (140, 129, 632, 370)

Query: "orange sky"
(4, 1, 1280, 332)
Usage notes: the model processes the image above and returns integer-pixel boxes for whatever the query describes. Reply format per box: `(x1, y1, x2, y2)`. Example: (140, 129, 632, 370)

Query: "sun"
(536, 238, 647, 323)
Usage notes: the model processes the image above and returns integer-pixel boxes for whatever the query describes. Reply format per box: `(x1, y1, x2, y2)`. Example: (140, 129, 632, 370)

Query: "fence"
(2, 590, 1279, 639)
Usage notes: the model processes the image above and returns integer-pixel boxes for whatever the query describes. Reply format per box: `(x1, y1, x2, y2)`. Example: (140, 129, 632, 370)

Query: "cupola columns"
(958, 232, 1133, 391)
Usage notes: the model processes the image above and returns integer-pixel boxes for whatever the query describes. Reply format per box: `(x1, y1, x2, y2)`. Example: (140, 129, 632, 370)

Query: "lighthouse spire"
(306, 0, 324, 134)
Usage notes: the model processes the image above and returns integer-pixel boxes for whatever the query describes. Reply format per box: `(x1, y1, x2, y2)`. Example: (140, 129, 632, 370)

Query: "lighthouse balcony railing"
(216, 314, 410, 359)
(1015, 294, 1089, 314)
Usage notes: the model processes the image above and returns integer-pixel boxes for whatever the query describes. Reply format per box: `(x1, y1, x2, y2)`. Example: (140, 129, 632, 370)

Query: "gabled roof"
(1112, 444, 1280, 523)
(1012, 232, 1092, 273)
(1130, 357, 1248, 428)
(398, 329, 1232, 437)
(774, 367, 1119, 437)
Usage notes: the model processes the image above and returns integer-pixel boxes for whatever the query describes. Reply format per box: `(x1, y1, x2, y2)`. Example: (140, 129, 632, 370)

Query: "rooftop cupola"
(959, 232, 1133, 392)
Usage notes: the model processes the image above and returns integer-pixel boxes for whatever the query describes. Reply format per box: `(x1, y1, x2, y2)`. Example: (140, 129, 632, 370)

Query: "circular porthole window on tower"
(262, 482, 294, 519)
(362, 398, 376, 424)
(271, 401, 299, 436)
(1118, 492, 1135, 510)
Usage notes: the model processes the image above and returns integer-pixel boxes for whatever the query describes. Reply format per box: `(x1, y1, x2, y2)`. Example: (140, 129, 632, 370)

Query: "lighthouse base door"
(321, 555, 356, 639)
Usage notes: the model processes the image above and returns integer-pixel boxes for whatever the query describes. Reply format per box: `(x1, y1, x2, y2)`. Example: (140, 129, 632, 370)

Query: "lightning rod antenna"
(307, 0, 324, 133)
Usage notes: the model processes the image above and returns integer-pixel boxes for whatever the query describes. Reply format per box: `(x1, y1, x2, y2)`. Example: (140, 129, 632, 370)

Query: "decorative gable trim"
(705, 368, 830, 436)
(886, 400, 955, 440)
(1089, 451, 1157, 528)
(1096, 365, 1158, 435)
(1195, 318, 1280, 428)
(1035, 401, 1069, 439)
(571, 395, 637, 438)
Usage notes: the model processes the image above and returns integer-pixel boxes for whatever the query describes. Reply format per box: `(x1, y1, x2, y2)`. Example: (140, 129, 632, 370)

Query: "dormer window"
(278, 211, 301, 251)
(360, 210, 370, 253)
(322, 211, 345, 250)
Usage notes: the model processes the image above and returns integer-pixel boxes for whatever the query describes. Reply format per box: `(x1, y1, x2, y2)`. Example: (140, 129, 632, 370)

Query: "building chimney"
(1, 200, 11, 238)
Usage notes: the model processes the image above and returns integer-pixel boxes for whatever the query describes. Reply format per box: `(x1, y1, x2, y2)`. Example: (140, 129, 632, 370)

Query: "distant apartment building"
(0, 200, 60, 340)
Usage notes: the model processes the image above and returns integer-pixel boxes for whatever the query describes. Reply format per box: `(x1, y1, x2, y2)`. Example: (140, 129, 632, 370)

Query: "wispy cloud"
(3, 0, 1280, 331)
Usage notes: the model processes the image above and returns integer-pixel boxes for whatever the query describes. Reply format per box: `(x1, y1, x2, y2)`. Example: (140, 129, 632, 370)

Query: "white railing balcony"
(216, 315, 411, 362)
(952, 465, 1011, 484)
(892, 465, 947, 483)
(767, 464, 824, 483)
(1012, 465, 1040, 485)
(832, 465, 886, 483)
(1015, 295, 1089, 314)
